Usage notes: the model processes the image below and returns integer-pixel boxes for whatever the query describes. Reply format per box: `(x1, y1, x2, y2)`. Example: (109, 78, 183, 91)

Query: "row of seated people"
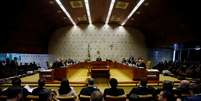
(51, 58, 77, 68)
(0, 58, 40, 79)
(0, 77, 201, 101)
(153, 60, 201, 78)
(122, 56, 146, 68)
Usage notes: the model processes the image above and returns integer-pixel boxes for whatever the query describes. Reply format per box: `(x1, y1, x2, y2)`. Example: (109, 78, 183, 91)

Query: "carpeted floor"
(18, 68, 179, 94)
(21, 68, 178, 83)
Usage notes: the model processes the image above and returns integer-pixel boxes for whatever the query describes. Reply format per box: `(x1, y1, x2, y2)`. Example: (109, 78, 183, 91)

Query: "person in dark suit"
(2, 78, 30, 100)
(32, 79, 51, 100)
(79, 78, 99, 96)
(128, 78, 155, 100)
(104, 78, 125, 97)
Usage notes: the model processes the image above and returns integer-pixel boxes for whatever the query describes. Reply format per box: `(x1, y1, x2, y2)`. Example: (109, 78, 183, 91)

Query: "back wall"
(49, 25, 147, 62)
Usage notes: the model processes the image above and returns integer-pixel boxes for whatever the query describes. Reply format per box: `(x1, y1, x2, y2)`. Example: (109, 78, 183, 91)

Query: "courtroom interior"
(0, 0, 201, 101)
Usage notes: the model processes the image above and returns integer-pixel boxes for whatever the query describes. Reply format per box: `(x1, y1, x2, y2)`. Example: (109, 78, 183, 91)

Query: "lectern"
(39, 69, 54, 82)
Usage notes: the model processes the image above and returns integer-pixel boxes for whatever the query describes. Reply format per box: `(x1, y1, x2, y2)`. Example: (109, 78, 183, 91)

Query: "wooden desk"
(114, 63, 147, 81)
(54, 67, 68, 80)
(39, 69, 54, 82)
(90, 61, 110, 78)
(146, 69, 159, 81)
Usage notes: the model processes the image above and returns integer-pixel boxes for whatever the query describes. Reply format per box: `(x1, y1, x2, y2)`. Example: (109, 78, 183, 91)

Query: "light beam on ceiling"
(105, 0, 116, 24)
(55, 0, 76, 25)
(84, 0, 92, 24)
(121, 0, 145, 26)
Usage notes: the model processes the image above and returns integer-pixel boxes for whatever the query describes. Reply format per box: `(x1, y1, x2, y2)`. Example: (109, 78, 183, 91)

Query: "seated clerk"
(32, 79, 51, 98)
(56, 79, 77, 97)
(128, 78, 155, 97)
(2, 78, 30, 99)
(79, 78, 100, 96)
(104, 78, 125, 97)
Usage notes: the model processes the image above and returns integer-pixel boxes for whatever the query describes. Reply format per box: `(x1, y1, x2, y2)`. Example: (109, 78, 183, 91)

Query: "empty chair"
(57, 96, 76, 101)
(105, 95, 127, 101)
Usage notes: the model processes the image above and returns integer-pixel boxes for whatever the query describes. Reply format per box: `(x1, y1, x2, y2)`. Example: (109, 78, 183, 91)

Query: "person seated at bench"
(128, 78, 155, 100)
(32, 79, 51, 100)
(79, 78, 100, 96)
(56, 79, 77, 97)
(2, 78, 30, 100)
(104, 78, 125, 97)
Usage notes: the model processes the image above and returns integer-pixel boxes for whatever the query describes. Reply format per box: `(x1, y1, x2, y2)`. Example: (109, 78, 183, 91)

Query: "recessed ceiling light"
(136, 11, 140, 15)
(121, 0, 145, 25)
(49, 1, 54, 4)
(55, 0, 76, 25)
(144, 2, 149, 6)
(105, 0, 116, 24)
(64, 17, 67, 19)
(57, 10, 62, 13)
(84, 0, 92, 24)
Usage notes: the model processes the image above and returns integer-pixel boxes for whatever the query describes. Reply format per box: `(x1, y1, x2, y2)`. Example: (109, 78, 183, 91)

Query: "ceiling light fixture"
(121, 0, 145, 26)
(55, 0, 76, 25)
(105, 0, 116, 24)
(84, 0, 92, 24)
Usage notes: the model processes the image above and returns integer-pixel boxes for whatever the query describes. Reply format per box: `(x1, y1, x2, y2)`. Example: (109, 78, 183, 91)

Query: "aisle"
(110, 68, 133, 81)
(68, 68, 89, 82)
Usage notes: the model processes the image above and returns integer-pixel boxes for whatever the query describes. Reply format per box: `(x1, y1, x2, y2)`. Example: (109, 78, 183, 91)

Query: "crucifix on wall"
(110, 44, 113, 50)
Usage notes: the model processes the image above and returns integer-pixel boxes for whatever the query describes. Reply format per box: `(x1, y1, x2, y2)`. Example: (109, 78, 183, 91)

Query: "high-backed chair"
(105, 95, 127, 101)
(0, 95, 7, 101)
(57, 96, 76, 101)
(79, 95, 90, 101)
(26, 95, 39, 101)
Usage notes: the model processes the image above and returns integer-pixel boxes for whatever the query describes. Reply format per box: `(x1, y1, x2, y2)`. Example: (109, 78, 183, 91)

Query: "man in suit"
(79, 78, 100, 96)
(104, 78, 125, 97)
(32, 79, 51, 100)
(2, 78, 30, 100)
(128, 78, 155, 97)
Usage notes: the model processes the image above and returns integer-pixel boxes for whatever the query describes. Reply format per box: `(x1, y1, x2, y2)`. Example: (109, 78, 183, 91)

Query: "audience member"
(6, 88, 23, 101)
(32, 79, 51, 100)
(91, 90, 103, 101)
(128, 78, 155, 100)
(176, 80, 192, 101)
(158, 80, 175, 101)
(57, 79, 77, 97)
(103, 78, 124, 97)
(79, 78, 99, 96)
(187, 79, 201, 101)
(2, 78, 30, 100)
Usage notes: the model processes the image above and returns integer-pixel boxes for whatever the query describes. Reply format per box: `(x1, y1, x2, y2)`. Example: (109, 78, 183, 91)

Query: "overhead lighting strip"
(105, 0, 116, 24)
(55, 0, 76, 25)
(121, 0, 145, 25)
(84, 0, 92, 24)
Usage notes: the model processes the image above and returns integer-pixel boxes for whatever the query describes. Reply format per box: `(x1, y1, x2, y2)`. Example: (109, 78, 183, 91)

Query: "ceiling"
(1, 0, 201, 53)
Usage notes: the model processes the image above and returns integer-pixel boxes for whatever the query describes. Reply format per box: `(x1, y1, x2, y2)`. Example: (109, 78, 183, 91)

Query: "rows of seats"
(0, 94, 153, 101)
